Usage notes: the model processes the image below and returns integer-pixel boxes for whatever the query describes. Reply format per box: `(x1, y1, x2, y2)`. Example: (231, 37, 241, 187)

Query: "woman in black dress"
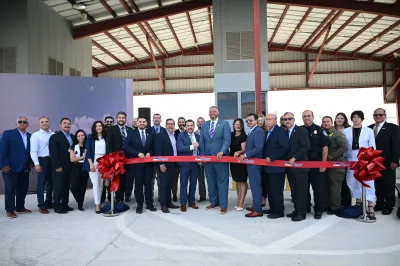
(230, 118, 248, 211)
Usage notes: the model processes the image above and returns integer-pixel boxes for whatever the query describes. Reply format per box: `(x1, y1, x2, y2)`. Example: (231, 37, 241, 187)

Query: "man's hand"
(193, 142, 199, 148)
(289, 157, 296, 165)
(217, 152, 224, 160)
(198, 162, 203, 166)
(1, 166, 11, 173)
(390, 162, 398, 170)
(319, 168, 326, 173)
(160, 164, 167, 173)
(234, 151, 240, 157)
(35, 165, 42, 173)
(138, 153, 145, 158)
(146, 153, 151, 158)
(265, 157, 271, 163)
(239, 154, 245, 162)
(55, 167, 63, 173)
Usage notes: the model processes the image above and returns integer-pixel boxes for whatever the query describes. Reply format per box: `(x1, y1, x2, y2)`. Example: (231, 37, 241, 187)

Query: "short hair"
(138, 117, 147, 121)
(209, 106, 218, 110)
(60, 117, 71, 124)
(178, 117, 185, 122)
(39, 116, 49, 121)
(322, 116, 333, 123)
(16, 116, 28, 123)
(116, 111, 127, 118)
(104, 116, 114, 122)
(283, 112, 295, 118)
(302, 110, 314, 117)
(185, 119, 195, 126)
(373, 108, 386, 114)
(247, 113, 258, 120)
(266, 114, 277, 120)
(153, 113, 161, 118)
(350, 110, 365, 121)
(166, 118, 175, 124)
(197, 117, 205, 121)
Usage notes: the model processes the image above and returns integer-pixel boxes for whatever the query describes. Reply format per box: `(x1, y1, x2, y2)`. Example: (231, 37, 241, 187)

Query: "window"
(241, 92, 266, 118)
(48, 57, 63, 76)
(70, 67, 81, 77)
(0, 47, 17, 73)
(226, 31, 254, 61)
(217, 92, 238, 120)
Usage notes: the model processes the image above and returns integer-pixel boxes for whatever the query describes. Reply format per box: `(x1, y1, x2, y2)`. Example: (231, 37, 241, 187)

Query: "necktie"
(120, 127, 126, 144)
(156, 127, 159, 134)
(190, 134, 197, 155)
(374, 125, 378, 137)
(210, 121, 215, 138)
(141, 130, 146, 146)
(286, 129, 289, 138)
(267, 130, 271, 140)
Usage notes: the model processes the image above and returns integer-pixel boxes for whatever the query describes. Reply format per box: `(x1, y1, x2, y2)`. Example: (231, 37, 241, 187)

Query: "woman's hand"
(90, 164, 96, 172)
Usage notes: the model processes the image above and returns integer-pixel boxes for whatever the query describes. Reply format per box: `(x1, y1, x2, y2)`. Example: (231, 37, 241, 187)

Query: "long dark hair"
(334, 112, 350, 129)
(91, 121, 106, 140)
(73, 129, 87, 147)
(232, 118, 246, 136)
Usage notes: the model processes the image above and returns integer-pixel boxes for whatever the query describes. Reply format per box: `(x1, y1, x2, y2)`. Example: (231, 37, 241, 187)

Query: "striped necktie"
(210, 121, 215, 138)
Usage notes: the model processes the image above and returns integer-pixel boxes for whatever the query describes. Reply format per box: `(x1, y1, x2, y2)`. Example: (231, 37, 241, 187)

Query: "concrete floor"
(0, 187, 400, 266)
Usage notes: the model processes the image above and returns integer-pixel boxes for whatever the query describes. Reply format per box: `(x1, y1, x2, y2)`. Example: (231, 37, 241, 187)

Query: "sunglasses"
(282, 118, 293, 121)
(373, 114, 385, 117)
(17, 121, 28, 124)
(105, 121, 113, 124)
(245, 119, 254, 123)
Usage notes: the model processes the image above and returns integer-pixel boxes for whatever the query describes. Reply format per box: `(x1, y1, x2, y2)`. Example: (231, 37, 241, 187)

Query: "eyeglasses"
(245, 119, 254, 123)
(282, 118, 293, 121)
(17, 121, 28, 124)
(105, 121, 113, 124)
(373, 114, 385, 117)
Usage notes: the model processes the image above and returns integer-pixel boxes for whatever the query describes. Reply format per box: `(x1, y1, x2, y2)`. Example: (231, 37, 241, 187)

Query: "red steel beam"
(147, 35, 164, 90)
(267, 0, 400, 18)
(208, 7, 213, 43)
(162, 59, 166, 92)
(143, 22, 169, 56)
(326, 12, 359, 45)
(305, 53, 309, 87)
(352, 20, 400, 56)
(119, 0, 133, 14)
(369, 36, 400, 58)
(128, 0, 139, 10)
(92, 40, 124, 66)
(104, 31, 139, 62)
(269, 5, 289, 47)
(156, 0, 162, 7)
(395, 61, 400, 124)
(284, 8, 312, 49)
(334, 15, 382, 54)
(92, 56, 109, 69)
(186, 12, 198, 46)
(386, 47, 400, 59)
(123, 26, 151, 57)
(134, 76, 214, 82)
(121, 63, 214, 70)
(254, 0, 262, 114)
(307, 26, 331, 84)
(74, 0, 212, 39)
(306, 11, 343, 49)
(383, 62, 387, 102)
(135, 90, 214, 96)
(386, 76, 400, 100)
(165, 17, 184, 53)
(302, 10, 335, 50)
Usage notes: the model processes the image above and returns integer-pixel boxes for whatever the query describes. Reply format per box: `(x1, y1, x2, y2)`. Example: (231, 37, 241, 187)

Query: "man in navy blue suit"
(177, 119, 200, 212)
(263, 114, 289, 219)
(239, 113, 265, 218)
(0, 117, 33, 219)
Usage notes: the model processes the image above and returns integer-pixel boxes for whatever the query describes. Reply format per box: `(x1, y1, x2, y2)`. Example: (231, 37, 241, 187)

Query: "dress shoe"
(382, 208, 392, 215)
(374, 205, 385, 212)
(189, 202, 199, 209)
(206, 205, 218, 210)
(125, 196, 131, 203)
(246, 207, 254, 212)
(286, 211, 297, 218)
(55, 210, 68, 214)
(198, 197, 206, 202)
(267, 213, 284, 219)
(172, 195, 178, 202)
(245, 211, 263, 218)
(180, 205, 187, 212)
(220, 208, 227, 215)
(396, 207, 400, 218)
(327, 210, 336, 215)
(168, 203, 179, 209)
(291, 215, 306, 222)
(65, 207, 74, 212)
(146, 206, 157, 212)
(78, 207, 85, 212)
(39, 208, 49, 214)
(6, 212, 17, 219)
(262, 209, 272, 214)
(95, 210, 102, 214)
(314, 212, 322, 219)
(15, 209, 32, 214)
(136, 207, 143, 214)
(161, 206, 170, 213)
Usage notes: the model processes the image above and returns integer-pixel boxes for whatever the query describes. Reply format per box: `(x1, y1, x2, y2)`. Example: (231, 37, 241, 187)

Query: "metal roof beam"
(104, 31, 139, 62)
(208, 7, 213, 43)
(308, 26, 331, 84)
(326, 12, 359, 45)
(165, 17, 184, 53)
(147, 36, 165, 90)
(284, 8, 312, 49)
(269, 5, 289, 47)
(186, 12, 198, 47)
(302, 10, 335, 50)
(92, 56, 109, 69)
(92, 40, 124, 66)
(369, 36, 400, 58)
(306, 11, 343, 49)
(123, 26, 151, 57)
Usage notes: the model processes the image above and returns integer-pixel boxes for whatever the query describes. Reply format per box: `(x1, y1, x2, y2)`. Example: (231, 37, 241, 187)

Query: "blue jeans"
(37, 157, 53, 208)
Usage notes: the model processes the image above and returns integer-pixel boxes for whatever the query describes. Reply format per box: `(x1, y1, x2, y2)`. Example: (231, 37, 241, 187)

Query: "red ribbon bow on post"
(96, 152, 127, 192)
(350, 147, 386, 187)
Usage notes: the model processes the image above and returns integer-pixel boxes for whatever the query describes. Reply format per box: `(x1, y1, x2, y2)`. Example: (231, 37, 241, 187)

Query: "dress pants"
(124, 164, 135, 199)
(52, 167, 72, 213)
(37, 157, 53, 208)
(266, 172, 286, 215)
(172, 166, 180, 197)
(341, 175, 352, 206)
(287, 169, 309, 216)
(326, 168, 345, 211)
(198, 165, 207, 199)
(261, 172, 268, 200)
(89, 168, 103, 205)
(115, 167, 128, 202)
(179, 163, 199, 205)
(134, 164, 154, 207)
(308, 168, 326, 213)
(204, 162, 229, 208)
(248, 165, 263, 213)
(159, 163, 176, 207)
(3, 170, 29, 213)
(70, 163, 89, 206)
(374, 168, 396, 210)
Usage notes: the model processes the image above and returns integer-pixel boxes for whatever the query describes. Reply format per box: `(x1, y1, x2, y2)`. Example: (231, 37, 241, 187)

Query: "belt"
(39, 156, 50, 159)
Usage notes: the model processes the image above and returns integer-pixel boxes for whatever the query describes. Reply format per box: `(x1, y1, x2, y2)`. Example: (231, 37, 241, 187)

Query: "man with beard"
(104, 116, 114, 128)
(195, 117, 206, 202)
(132, 117, 138, 130)
(172, 117, 186, 202)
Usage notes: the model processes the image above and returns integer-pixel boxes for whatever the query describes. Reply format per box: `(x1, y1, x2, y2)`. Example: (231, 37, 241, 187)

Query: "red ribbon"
(96, 152, 126, 192)
(350, 147, 386, 188)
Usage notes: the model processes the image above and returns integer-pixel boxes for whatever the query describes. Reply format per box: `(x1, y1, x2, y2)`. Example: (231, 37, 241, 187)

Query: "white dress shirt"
(30, 129, 54, 166)
(188, 133, 197, 155)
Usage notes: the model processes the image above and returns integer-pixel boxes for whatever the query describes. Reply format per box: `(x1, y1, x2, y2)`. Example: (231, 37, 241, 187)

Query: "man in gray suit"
(199, 106, 231, 214)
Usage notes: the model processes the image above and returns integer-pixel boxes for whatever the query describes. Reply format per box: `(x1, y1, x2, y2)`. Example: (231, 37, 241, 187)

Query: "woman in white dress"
(343, 110, 377, 219)
(84, 121, 107, 214)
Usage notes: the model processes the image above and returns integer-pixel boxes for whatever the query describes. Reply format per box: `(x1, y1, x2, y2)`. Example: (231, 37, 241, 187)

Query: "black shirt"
(301, 123, 331, 161)
(352, 127, 361, 150)
(230, 132, 247, 156)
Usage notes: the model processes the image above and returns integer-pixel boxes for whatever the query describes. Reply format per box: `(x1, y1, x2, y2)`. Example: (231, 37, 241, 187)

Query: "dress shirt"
(266, 125, 276, 140)
(194, 129, 201, 136)
(287, 125, 295, 139)
(168, 132, 177, 156)
(373, 121, 385, 135)
(154, 126, 160, 134)
(210, 118, 218, 134)
(61, 130, 73, 147)
(30, 129, 54, 166)
(119, 125, 126, 135)
(245, 125, 257, 158)
(18, 129, 28, 150)
(188, 133, 197, 155)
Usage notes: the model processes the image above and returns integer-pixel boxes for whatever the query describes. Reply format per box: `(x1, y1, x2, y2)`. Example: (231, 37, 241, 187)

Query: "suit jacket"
(147, 126, 166, 136)
(123, 129, 154, 159)
(343, 126, 376, 160)
(368, 122, 400, 167)
(263, 125, 289, 173)
(174, 129, 184, 139)
(49, 131, 75, 170)
(199, 119, 231, 156)
(83, 134, 108, 172)
(287, 125, 310, 172)
(246, 126, 265, 159)
(106, 124, 133, 154)
(154, 130, 176, 168)
(0, 128, 32, 172)
(177, 132, 200, 167)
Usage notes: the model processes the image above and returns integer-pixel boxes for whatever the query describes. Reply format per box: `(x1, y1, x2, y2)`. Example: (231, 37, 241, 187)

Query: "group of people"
(0, 106, 399, 221)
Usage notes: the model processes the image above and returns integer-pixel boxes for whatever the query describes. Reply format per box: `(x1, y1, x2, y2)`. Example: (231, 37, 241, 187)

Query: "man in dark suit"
(124, 117, 156, 214)
(177, 119, 200, 212)
(172, 117, 185, 202)
(0, 117, 32, 218)
(283, 112, 310, 222)
(369, 108, 400, 215)
(49, 118, 75, 214)
(106, 111, 133, 202)
(263, 114, 289, 219)
(240, 113, 265, 218)
(154, 118, 180, 213)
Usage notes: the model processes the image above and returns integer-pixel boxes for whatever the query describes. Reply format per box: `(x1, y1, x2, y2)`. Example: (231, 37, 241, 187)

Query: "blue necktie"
(210, 122, 215, 138)
(141, 130, 146, 146)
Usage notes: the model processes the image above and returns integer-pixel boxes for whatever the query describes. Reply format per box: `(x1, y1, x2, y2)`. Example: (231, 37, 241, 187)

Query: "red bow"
(96, 152, 127, 192)
(350, 147, 386, 187)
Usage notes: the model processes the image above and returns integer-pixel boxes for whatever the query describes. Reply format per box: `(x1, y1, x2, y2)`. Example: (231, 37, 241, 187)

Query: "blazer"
(287, 125, 310, 172)
(177, 132, 200, 167)
(199, 119, 231, 156)
(49, 131, 75, 170)
(368, 122, 400, 166)
(154, 130, 176, 168)
(263, 125, 289, 173)
(83, 134, 108, 172)
(123, 129, 154, 159)
(0, 128, 32, 172)
(343, 126, 376, 159)
(106, 124, 133, 154)
(245, 126, 265, 159)
(147, 126, 166, 136)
